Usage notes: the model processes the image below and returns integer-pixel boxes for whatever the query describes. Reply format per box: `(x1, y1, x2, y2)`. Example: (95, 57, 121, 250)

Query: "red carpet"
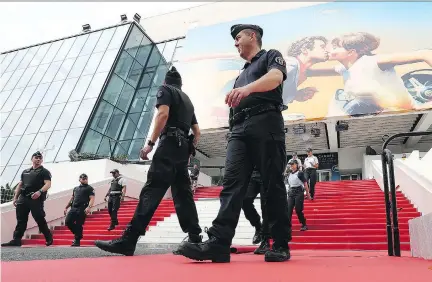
(2, 250, 431, 282)
(23, 180, 420, 251)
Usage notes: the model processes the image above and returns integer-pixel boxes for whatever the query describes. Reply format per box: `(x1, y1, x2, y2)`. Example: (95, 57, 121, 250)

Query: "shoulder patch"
(275, 56, 286, 66)
(157, 91, 164, 98)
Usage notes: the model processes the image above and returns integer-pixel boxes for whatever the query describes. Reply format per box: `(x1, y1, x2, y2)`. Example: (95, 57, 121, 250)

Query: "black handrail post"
(385, 149, 401, 257)
(381, 151, 394, 256)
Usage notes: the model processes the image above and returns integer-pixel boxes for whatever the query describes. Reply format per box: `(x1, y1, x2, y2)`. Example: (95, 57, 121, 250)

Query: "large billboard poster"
(175, 2, 432, 130)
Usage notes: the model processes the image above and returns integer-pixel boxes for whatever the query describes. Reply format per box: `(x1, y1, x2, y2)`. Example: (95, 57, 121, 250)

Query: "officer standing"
(95, 66, 203, 256)
(287, 160, 310, 231)
(1, 151, 53, 247)
(178, 24, 291, 263)
(64, 173, 95, 247)
(104, 169, 126, 231)
(242, 167, 270, 255)
(304, 148, 319, 200)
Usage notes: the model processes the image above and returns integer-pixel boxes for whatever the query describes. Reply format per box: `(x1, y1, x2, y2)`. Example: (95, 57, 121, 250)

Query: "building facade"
(0, 21, 183, 187)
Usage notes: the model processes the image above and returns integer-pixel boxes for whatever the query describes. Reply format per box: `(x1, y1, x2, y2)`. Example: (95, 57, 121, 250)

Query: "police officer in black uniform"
(242, 167, 270, 255)
(95, 66, 203, 256)
(1, 151, 53, 247)
(64, 173, 95, 247)
(178, 24, 291, 263)
(104, 169, 126, 231)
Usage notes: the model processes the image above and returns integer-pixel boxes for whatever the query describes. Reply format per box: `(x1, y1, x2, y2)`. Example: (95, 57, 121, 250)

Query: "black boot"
(254, 238, 270, 255)
(95, 226, 139, 256)
(107, 223, 115, 231)
(252, 226, 262, 245)
(173, 233, 202, 255)
(177, 234, 231, 263)
(300, 225, 308, 231)
(71, 239, 80, 247)
(1, 239, 22, 247)
(45, 234, 53, 246)
(264, 243, 291, 262)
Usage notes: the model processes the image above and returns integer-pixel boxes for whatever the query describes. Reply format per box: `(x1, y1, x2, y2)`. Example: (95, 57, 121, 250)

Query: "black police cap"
(288, 160, 296, 165)
(230, 24, 264, 39)
(110, 169, 119, 174)
(32, 151, 42, 158)
(165, 66, 182, 86)
(79, 173, 88, 179)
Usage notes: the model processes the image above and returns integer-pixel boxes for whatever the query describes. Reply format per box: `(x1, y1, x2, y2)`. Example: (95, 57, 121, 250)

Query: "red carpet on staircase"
(22, 180, 420, 251)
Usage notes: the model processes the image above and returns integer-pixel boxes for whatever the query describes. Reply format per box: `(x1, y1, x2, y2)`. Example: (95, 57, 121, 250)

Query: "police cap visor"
(32, 151, 43, 158)
(230, 24, 263, 39)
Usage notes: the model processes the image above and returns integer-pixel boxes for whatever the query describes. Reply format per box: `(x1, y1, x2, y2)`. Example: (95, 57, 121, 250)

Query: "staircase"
(22, 180, 420, 250)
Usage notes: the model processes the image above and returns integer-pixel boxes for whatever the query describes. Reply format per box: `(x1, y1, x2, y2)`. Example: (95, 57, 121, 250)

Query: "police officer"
(64, 173, 95, 247)
(1, 151, 53, 247)
(242, 166, 270, 255)
(287, 160, 310, 231)
(95, 66, 203, 256)
(104, 169, 126, 231)
(304, 148, 319, 200)
(178, 24, 291, 263)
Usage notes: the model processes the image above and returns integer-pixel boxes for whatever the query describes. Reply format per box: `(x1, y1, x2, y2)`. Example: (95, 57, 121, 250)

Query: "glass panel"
(93, 28, 116, 53)
(10, 108, 36, 136)
(40, 61, 62, 84)
(54, 101, 80, 130)
(2, 69, 25, 91)
(79, 31, 102, 56)
(129, 88, 148, 114)
(0, 72, 14, 91)
(82, 52, 104, 76)
(54, 37, 76, 62)
(80, 129, 103, 154)
(114, 51, 134, 80)
(70, 97, 97, 128)
(116, 83, 134, 112)
(55, 127, 84, 162)
(128, 138, 144, 160)
(23, 132, 51, 165)
(135, 44, 153, 66)
(114, 140, 131, 156)
(0, 165, 20, 187)
(144, 48, 162, 69)
(28, 44, 51, 67)
(54, 77, 78, 104)
(40, 80, 64, 106)
(68, 74, 92, 102)
(1, 88, 24, 113)
(17, 46, 39, 70)
(8, 134, 37, 166)
(105, 108, 125, 139)
(103, 74, 124, 105)
(83, 71, 108, 99)
(15, 66, 38, 89)
(27, 63, 50, 87)
(162, 40, 177, 62)
(25, 105, 50, 134)
(41, 40, 63, 65)
(0, 137, 6, 150)
(90, 101, 114, 133)
(126, 60, 143, 88)
(67, 55, 90, 78)
(0, 135, 21, 166)
(119, 113, 140, 140)
(0, 53, 5, 64)
(134, 111, 154, 138)
(1, 52, 16, 75)
(43, 130, 67, 163)
(26, 83, 50, 109)
(96, 49, 119, 73)
(1, 110, 22, 138)
(143, 88, 158, 112)
(13, 86, 37, 111)
(156, 43, 165, 55)
(0, 111, 10, 128)
(53, 58, 75, 81)
(107, 25, 129, 50)
(39, 103, 66, 132)
(66, 34, 89, 59)
(124, 26, 144, 58)
(139, 69, 155, 89)
(5, 49, 28, 73)
(153, 63, 169, 86)
(97, 136, 115, 156)
(12, 164, 27, 186)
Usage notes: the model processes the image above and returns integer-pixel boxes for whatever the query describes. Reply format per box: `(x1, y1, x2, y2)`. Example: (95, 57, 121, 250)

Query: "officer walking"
(304, 148, 319, 200)
(287, 160, 310, 231)
(104, 169, 126, 231)
(64, 173, 95, 247)
(1, 151, 53, 247)
(242, 167, 270, 255)
(178, 24, 291, 263)
(95, 66, 203, 256)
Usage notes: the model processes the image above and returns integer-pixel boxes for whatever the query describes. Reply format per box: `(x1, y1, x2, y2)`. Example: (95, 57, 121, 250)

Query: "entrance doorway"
(340, 174, 361, 180)
(317, 170, 331, 182)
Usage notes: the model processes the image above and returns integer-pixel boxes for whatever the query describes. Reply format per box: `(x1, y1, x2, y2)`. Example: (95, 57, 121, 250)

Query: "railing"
(381, 130, 432, 257)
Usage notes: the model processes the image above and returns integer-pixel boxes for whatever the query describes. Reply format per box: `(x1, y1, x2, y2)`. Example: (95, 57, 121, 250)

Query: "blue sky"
(181, 2, 432, 57)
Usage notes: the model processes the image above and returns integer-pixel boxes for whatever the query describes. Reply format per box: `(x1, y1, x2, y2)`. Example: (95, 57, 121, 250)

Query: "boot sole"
(177, 246, 230, 263)
(94, 241, 134, 256)
(264, 255, 291, 262)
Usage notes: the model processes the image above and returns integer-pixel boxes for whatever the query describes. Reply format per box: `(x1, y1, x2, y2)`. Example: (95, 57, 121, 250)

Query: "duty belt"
(229, 104, 282, 127)
(160, 127, 188, 147)
(109, 191, 122, 196)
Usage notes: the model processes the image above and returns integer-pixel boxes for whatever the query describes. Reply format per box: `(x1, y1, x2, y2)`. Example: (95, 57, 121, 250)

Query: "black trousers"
(208, 111, 291, 248)
(287, 187, 306, 226)
(108, 195, 121, 225)
(128, 135, 202, 237)
(305, 168, 317, 198)
(242, 176, 269, 238)
(65, 207, 87, 240)
(13, 195, 51, 240)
